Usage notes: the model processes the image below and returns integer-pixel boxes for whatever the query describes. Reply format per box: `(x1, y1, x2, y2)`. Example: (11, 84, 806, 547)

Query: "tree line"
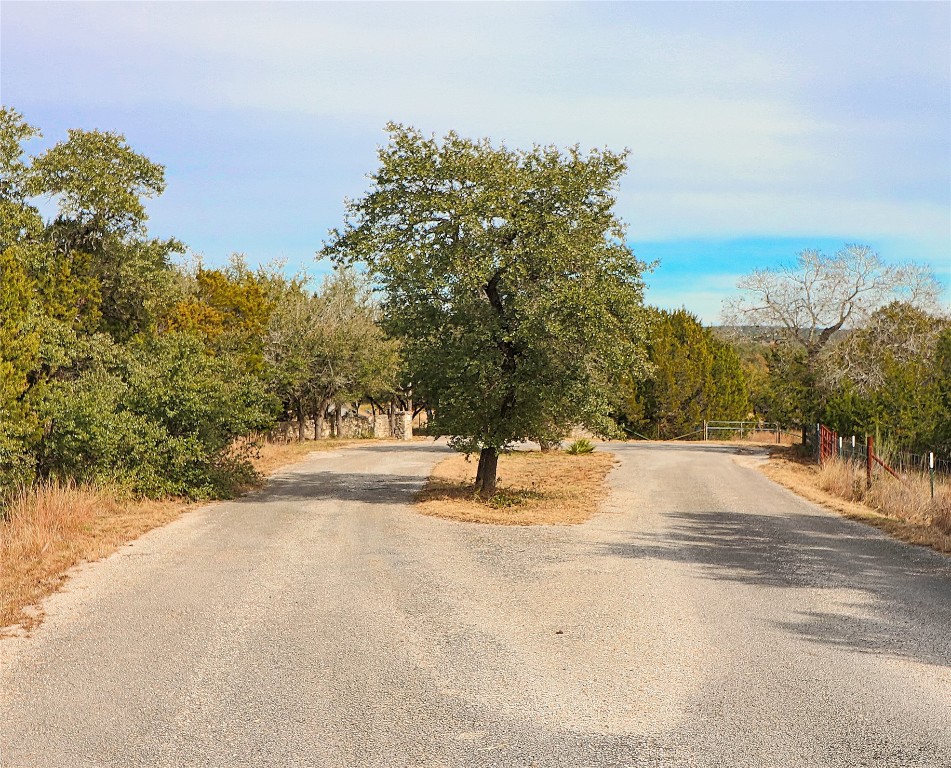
(619, 246, 947, 453)
(0, 107, 399, 500)
(724, 246, 947, 456)
(2, 108, 945, 501)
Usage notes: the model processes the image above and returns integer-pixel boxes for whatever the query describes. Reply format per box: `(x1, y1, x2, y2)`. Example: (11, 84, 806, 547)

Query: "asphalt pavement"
(2, 440, 949, 767)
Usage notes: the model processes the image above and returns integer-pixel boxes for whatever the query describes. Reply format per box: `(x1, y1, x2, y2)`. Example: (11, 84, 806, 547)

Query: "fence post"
(703, 420, 707, 441)
(838, 436, 843, 459)
(776, 423, 780, 444)
(816, 423, 821, 464)
(866, 435, 873, 490)
(930, 452, 936, 501)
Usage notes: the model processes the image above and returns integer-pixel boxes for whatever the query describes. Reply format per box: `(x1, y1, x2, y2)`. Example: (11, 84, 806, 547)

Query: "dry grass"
(415, 449, 617, 525)
(762, 447, 951, 555)
(0, 483, 182, 633)
(1, 437, 393, 635)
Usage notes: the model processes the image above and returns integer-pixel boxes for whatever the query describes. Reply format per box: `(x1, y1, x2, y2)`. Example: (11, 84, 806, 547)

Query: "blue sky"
(2, 1, 948, 322)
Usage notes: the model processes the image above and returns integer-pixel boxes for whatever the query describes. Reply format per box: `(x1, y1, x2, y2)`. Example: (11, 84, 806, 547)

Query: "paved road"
(2, 441, 950, 767)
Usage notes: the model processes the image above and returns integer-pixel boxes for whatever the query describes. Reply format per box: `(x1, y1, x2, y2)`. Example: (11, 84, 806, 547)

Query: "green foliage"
(619, 309, 750, 439)
(30, 128, 165, 235)
(932, 328, 951, 455)
(0, 108, 284, 500)
(565, 438, 595, 455)
(481, 487, 542, 509)
(323, 124, 650, 469)
(38, 333, 279, 498)
(167, 255, 275, 371)
(725, 245, 940, 433)
(26, 125, 182, 341)
(753, 344, 819, 429)
(0, 108, 44, 250)
(0, 109, 43, 490)
(818, 302, 949, 454)
(265, 267, 400, 437)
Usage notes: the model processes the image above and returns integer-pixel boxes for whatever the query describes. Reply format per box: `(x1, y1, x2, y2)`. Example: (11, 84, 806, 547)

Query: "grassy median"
(416, 449, 617, 525)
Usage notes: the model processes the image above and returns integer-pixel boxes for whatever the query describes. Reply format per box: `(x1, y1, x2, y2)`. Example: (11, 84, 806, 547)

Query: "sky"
(2, 1, 949, 322)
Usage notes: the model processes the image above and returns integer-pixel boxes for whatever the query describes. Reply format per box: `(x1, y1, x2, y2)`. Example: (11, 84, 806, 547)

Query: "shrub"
(37, 332, 279, 499)
(566, 438, 595, 455)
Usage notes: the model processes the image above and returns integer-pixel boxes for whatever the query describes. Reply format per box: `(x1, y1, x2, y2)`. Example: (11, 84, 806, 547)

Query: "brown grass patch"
(0, 483, 183, 633)
(761, 447, 951, 555)
(415, 450, 617, 525)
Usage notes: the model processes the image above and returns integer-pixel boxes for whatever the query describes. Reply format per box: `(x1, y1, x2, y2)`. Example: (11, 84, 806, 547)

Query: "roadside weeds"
(416, 449, 617, 525)
(761, 447, 951, 555)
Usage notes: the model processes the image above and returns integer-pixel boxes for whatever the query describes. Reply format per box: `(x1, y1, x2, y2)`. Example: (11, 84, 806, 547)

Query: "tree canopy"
(619, 309, 749, 439)
(723, 244, 942, 438)
(819, 302, 950, 454)
(323, 124, 650, 492)
(0, 107, 403, 501)
(723, 245, 939, 358)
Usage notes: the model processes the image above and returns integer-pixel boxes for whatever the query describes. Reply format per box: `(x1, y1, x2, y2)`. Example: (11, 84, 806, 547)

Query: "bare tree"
(722, 244, 940, 359)
(722, 245, 941, 437)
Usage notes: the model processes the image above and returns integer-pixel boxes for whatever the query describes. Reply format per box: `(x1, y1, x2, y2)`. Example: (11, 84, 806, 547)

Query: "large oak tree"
(323, 124, 649, 493)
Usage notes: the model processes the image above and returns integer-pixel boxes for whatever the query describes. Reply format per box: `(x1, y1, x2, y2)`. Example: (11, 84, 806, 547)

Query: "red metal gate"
(819, 424, 838, 463)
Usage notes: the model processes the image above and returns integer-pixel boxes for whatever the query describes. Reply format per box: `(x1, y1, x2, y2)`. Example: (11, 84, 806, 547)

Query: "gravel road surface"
(2, 441, 950, 767)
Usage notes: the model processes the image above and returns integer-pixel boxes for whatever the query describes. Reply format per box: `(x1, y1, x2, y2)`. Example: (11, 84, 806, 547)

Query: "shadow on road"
(242, 471, 429, 505)
(606, 441, 772, 456)
(602, 509, 951, 668)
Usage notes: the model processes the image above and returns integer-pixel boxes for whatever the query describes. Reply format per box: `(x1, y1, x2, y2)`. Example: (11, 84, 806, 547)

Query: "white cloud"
(3, 1, 947, 275)
(622, 189, 951, 243)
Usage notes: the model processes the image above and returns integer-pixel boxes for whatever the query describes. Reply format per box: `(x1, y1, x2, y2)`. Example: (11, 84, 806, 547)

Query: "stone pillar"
(392, 411, 413, 440)
(373, 414, 391, 438)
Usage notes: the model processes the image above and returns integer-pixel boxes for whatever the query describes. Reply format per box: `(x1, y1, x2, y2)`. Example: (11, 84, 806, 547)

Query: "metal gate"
(819, 424, 838, 463)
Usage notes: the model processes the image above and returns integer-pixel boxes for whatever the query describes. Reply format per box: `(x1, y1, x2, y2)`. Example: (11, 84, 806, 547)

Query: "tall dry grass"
(818, 457, 951, 538)
(0, 482, 181, 632)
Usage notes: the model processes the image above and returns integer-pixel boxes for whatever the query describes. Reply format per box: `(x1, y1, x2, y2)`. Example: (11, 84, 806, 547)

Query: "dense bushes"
(818, 306, 950, 455)
(1, 107, 400, 503)
(36, 334, 278, 497)
(737, 302, 951, 455)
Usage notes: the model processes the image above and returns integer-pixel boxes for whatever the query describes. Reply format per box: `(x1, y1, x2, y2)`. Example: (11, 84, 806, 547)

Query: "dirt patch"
(415, 450, 617, 525)
(760, 447, 951, 556)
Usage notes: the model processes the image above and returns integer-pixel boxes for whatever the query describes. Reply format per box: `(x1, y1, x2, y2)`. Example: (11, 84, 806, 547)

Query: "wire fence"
(808, 424, 951, 477)
(626, 421, 802, 443)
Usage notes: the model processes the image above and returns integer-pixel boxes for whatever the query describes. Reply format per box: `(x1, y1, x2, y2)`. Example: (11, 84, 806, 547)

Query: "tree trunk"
(315, 406, 325, 440)
(475, 451, 487, 488)
(334, 401, 343, 438)
(539, 439, 557, 453)
(476, 448, 499, 495)
(295, 400, 306, 442)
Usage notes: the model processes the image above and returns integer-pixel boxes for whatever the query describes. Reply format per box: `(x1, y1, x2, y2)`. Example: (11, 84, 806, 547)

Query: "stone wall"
(372, 414, 391, 438)
(270, 411, 410, 441)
